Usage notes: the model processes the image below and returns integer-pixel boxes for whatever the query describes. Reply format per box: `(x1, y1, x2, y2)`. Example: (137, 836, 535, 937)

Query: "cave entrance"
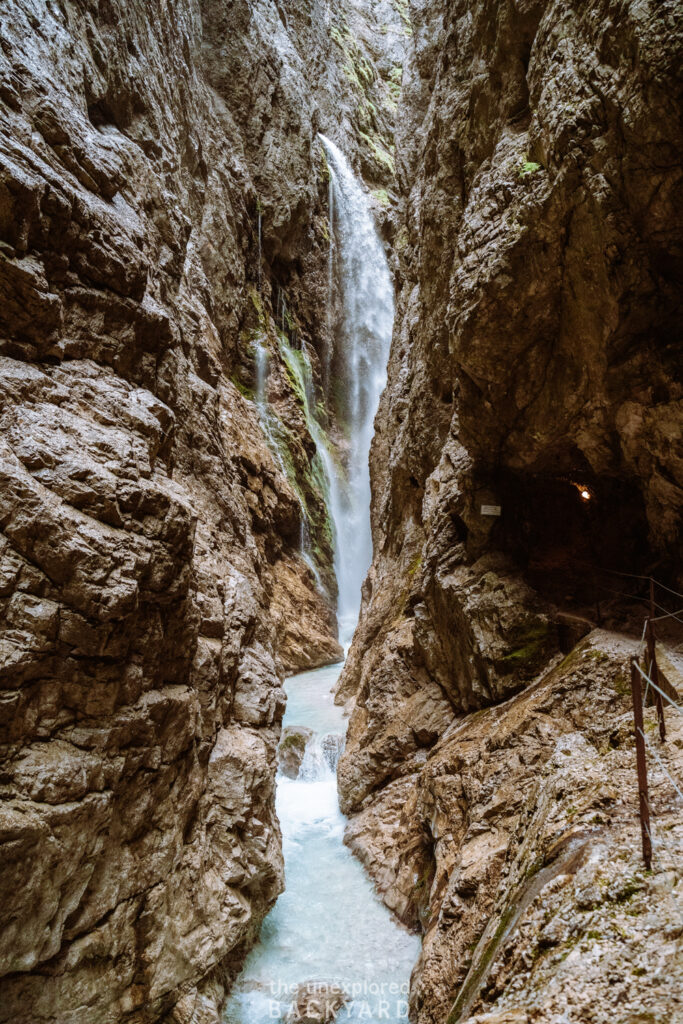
(491, 470, 656, 635)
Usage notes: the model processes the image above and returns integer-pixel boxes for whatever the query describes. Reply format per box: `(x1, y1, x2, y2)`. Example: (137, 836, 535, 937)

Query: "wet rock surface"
(0, 1, 398, 1022)
(338, 1, 683, 1022)
(1, 0, 681, 1021)
(278, 726, 314, 779)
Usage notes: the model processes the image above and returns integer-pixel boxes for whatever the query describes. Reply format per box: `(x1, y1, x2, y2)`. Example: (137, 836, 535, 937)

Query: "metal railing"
(624, 576, 683, 870)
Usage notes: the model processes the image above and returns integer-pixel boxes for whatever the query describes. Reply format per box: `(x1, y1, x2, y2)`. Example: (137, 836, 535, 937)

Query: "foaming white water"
(320, 136, 394, 646)
(224, 664, 419, 1024)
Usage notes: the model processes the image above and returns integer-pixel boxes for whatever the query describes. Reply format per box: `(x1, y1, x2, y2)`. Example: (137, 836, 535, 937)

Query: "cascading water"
(224, 665, 419, 1024)
(319, 135, 394, 645)
(325, 175, 334, 398)
(254, 336, 269, 409)
(225, 140, 417, 1024)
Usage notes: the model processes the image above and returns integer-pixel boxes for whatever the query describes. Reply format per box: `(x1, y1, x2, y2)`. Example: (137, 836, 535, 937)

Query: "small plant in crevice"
(519, 158, 543, 178)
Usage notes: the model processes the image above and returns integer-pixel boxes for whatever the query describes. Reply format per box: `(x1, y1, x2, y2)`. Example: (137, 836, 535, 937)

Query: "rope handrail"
(586, 581, 683, 621)
(566, 559, 683, 604)
(641, 814, 683, 926)
(591, 581, 649, 604)
(654, 579, 683, 601)
(627, 594, 680, 867)
(632, 661, 682, 714)
(651, 604, 683, 625)
(570, 559, 651, 582)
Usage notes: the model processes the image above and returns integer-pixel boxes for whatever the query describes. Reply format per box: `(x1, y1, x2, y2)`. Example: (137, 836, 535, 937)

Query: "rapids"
(224, 664, 419, 1024)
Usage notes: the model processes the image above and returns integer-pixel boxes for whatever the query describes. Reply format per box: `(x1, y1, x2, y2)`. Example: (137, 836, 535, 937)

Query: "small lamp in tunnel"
(573, 482, 593, 502)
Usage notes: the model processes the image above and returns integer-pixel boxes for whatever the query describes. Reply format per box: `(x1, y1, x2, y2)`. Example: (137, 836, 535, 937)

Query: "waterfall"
(225, 149, 415, 1024)
(297, 730, 345, 782)
(250, 141, 394, 645)
(254, 336, 269, 409)
(325, 175, 334, 399)
(319, 135, 394, 645)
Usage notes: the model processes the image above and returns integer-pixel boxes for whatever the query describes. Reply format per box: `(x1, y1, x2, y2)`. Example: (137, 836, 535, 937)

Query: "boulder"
(278, 726, 314, 779)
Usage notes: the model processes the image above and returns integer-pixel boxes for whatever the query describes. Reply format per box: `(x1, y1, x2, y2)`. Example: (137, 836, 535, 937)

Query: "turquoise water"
(223, 663, 420, 1023)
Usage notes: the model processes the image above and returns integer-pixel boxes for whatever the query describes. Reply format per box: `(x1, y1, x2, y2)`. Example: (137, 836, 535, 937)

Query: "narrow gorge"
(0, 3, 681, 1024)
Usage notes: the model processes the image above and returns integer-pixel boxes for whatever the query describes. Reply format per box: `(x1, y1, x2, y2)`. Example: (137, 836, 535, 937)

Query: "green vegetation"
(392, 0, 412, 35)
(318, 141, 332, 188)
(230, 374, 254, 401)
(499, 622, 551, 671)
(330, 25, 345, 48)
(447, 906, 515, 1024)
(555, 932, 582, 962)
(248, 287, 266, 326)
(280, 732, 307, 751)
(359, 130, 396, 175)
(411, 865, 433, 895)
(329, 16, 396, 179)
(522, 854, 544, 883)
(384, 64, 403, 112)
(330, 17, 375, 90)
(358, 97, 379, 125)
(389, 64, 403, 95)
(372, 188, 391, 207)
(408, 552, 422, 578)
(614, 877, 645, 903)
(395, 226, 409, 254)
(278, 336, 309, 413)
(519, 159, 543, 178)
(276, 336, 338, 581)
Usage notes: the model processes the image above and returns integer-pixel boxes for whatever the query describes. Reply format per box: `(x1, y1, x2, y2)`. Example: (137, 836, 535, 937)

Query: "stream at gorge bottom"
(224, 662, 420, 1024)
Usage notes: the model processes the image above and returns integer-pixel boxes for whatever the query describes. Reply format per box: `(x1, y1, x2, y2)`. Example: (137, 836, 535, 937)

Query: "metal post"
(648, 581, 666, 742)
(630, 657, 652, 869)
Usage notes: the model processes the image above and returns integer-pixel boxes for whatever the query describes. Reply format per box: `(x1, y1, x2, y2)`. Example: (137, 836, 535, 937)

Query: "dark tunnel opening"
(488, 470, 661, 641)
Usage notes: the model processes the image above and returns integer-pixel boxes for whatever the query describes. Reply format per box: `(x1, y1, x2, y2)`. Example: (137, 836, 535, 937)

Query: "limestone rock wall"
(0, 1, 399, 1021)
(338, 1, 683, 1021)
(347, 632, 683, 1024)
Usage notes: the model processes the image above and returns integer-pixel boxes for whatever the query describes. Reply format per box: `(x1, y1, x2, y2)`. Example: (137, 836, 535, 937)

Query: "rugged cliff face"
(1, 0, 681, 1021)
(0, 1, 402, 1021)
(339, 1, 683, 1021)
